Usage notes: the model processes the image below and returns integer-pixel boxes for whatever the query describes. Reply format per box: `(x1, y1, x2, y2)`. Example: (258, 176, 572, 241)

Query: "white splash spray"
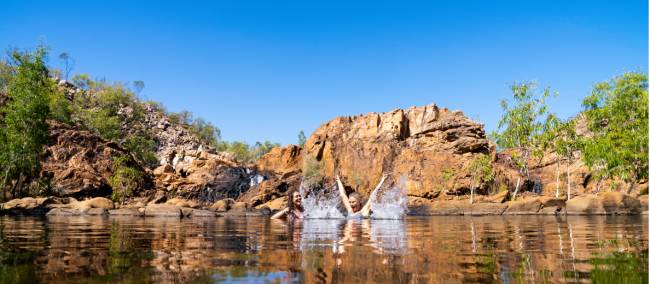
(369, 176, 409, 219)
(299, 176, 409, 219)
(300, 182, 345, 219)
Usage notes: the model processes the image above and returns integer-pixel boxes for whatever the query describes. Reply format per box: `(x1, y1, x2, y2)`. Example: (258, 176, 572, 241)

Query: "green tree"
(493, 82, 553, 200)
(0, 46, 53, 200)
(302, 155, 324, 189)
(132, 80, 145, 95)
(123, 135, 158, 168)
(581, 72, 648, 193)
(298, 130, 307, 146)
(58, 52, 74, 80)
(108, 155, 145, 203)
(468, 154, 494, 204)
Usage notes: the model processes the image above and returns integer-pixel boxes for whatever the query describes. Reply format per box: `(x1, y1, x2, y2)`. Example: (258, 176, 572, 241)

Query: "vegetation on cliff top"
(0, 45, 280, 201)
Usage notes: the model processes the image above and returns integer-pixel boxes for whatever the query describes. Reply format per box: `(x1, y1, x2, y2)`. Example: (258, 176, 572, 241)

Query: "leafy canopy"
(581, 72, 648, 183)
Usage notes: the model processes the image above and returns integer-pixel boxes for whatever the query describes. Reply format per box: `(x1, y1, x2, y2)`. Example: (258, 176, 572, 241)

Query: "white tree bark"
(512, 177, 521, 201)
(555, 161, 560, 198)
(566, 163, 571, 200)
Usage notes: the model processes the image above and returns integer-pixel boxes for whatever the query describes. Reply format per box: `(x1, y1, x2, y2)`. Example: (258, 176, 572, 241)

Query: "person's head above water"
(287, 188, 303, 212)
(348, 192, 363, 212)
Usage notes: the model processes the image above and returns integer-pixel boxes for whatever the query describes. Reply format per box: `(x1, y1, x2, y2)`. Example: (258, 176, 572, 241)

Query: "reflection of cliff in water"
(0, 215, 646, 283)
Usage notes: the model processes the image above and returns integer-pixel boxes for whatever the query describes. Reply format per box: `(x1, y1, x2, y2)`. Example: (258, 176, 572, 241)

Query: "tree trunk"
(512, 177, 521, 201)
(566, 163, 571, 200)
(555, 160, 560, 198)
(470, 184, 475, 204)
(1, 166, 10, 202)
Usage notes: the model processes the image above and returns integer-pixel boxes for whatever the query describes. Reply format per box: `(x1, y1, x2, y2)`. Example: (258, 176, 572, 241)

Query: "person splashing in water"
(336, 174, 387, 218)
(271, 188, 304, 221)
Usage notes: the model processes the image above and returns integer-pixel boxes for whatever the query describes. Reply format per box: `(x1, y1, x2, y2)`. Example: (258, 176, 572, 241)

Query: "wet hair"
(287, 188, 303, 212)
(348, 192, 364, 207)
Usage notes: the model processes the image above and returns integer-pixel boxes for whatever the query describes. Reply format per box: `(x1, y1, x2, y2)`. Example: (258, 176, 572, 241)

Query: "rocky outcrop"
(406, 193, 640, 215)
(253, 104, 491, 204)
(152, 150, 252, 202)
(304, 104, 490, 198)
(41, 120, 152, 198)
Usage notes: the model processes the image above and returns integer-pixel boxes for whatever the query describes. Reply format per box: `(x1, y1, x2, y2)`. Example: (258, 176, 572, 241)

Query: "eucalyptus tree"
(468, 154, 494, 204)
(581, 72, 648, 193)
(493, 82, 554, 200)
(0, 46, 53, 199)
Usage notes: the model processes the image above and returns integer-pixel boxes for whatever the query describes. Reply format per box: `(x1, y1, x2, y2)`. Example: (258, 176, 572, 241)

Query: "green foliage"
(0, 45, 53, 199)
(216, 140, 280, 163)
(167, 110, 222, 147)
(48, 88, 72, 123)
(0, 60, 12, 94)
(298, 130, 307, 146)
(302, 155, 324, 189)
(493, 82, 554, 177)
(78, 107, 122, 140)
(581, 72, 648, 187)
(469, 154, 495, 187)
(441, 167, 455, 182)
(123, 135, 158, 168)
(108, 156, 145, 203)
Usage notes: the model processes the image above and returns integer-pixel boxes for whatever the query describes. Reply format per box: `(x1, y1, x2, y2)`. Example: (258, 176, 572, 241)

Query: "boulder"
(468, 202, 508, 215)
(566, 192, 641, 215)
(0, 197, 62, 216)
(222, 207, 272, 217)
(210, 198, 235, 212)
(256, 196, 287, 211)
(181, 208, 218, 218)
(144, 204, 182, 217)
(73, 197, 114, 210)
(165, 198, 199, 208)
(504, 197, 543, 214)
(232, 202, 249, 210)
(638, 195, 648, 212)
(109, 208, 144, 217)
(46, 208, 83, 216)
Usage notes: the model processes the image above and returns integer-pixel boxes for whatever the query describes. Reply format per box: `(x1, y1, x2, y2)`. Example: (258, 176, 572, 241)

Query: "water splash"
(299, 176, 409, 219)
(300, 182, 345, 219)
(369, 176, 408, 219)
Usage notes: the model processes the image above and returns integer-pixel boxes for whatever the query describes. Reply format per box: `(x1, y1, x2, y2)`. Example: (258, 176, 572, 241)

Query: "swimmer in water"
(271, 188, 304, 221)
(336, 174, 387, 218)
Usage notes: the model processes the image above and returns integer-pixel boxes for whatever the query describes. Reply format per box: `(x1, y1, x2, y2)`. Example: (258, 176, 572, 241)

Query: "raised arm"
(359, 174, 387, 217)
(336, 175, 354, 214)
(271, 207, 289, 219)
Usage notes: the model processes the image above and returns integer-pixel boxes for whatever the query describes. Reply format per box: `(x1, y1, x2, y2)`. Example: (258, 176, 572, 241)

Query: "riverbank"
(1, 191, 645, 217)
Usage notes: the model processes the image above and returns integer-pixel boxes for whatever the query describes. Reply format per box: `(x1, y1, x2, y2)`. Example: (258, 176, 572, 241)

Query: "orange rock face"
(303, 104, 490, 197)
(41, 120, 152, 198)
(255, 104, 491, 201)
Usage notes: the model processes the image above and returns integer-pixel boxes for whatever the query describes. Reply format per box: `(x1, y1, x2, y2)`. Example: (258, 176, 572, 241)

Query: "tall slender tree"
(493, 82, 553, 200)
(0, 46, 53, 199)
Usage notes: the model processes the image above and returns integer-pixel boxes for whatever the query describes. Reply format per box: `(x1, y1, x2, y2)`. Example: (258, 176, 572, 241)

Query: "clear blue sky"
(1, 1, 647, 145)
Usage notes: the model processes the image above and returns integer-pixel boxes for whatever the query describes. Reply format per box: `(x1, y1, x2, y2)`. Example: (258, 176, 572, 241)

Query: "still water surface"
(0, 215, 647, 283)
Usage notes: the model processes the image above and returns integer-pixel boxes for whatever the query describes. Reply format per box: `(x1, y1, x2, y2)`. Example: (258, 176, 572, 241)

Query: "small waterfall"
(368, 176, 408, 219)
(301, 181, 345, 219)
(249, 174, 264, 187)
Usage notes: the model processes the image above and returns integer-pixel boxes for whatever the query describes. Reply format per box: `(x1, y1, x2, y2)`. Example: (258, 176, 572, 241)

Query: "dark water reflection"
(0, 215, 646, 283)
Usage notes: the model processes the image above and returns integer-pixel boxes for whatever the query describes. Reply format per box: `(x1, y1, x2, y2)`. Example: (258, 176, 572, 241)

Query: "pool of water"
(0, 215, 646, 283)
